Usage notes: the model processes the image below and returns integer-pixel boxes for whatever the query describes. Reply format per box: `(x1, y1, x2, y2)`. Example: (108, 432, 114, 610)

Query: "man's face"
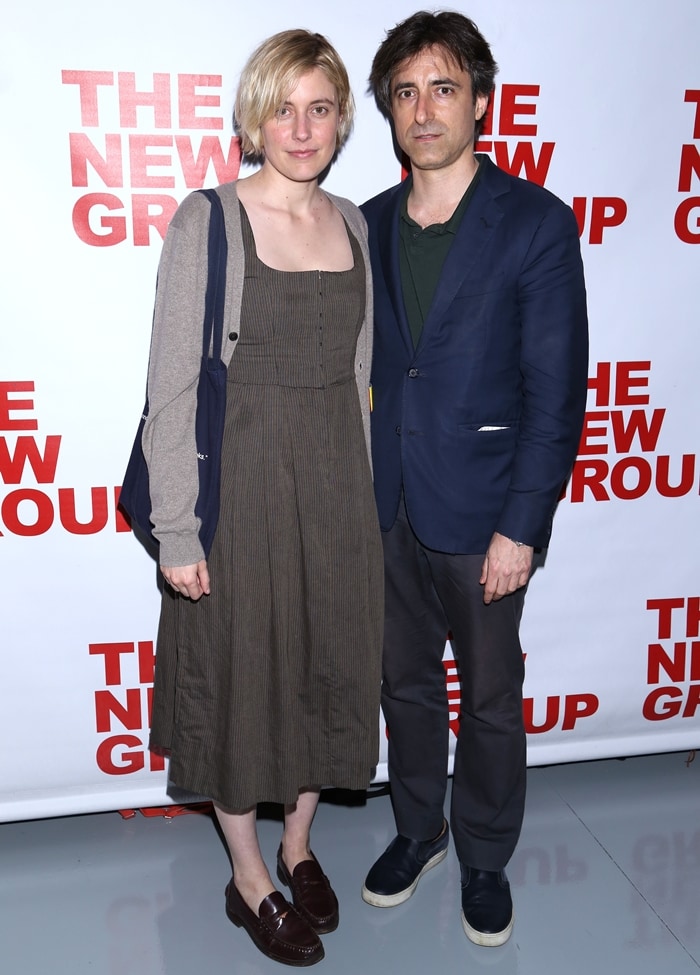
(389, 46, 488, 174)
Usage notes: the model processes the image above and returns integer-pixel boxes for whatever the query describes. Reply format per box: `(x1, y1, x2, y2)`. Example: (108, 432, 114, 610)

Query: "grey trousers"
(381, 496, 527, 871)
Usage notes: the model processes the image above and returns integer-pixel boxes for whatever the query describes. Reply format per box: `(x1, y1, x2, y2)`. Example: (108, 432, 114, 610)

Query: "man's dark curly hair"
(368, 10, 498, 141)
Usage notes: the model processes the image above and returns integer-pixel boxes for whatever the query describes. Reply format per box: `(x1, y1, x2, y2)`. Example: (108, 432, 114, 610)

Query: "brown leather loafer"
(277, 846, 340, 934)
(225, 880, 324, 967)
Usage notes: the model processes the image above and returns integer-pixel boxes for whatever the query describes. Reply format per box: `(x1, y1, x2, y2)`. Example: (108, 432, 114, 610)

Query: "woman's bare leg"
(280, 788, 321, 870)
(214, 803, 275, 913)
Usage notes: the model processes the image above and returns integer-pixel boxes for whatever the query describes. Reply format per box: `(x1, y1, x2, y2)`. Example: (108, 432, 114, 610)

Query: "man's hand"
(480, 532, 533, 605)
(160, 560, 211, 601)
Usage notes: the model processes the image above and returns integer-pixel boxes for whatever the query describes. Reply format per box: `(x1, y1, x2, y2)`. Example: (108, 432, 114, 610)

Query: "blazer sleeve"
(496, 200, 588, 546)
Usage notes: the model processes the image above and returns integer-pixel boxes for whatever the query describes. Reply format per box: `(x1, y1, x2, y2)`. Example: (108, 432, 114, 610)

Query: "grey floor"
(1, 751, 698, 974)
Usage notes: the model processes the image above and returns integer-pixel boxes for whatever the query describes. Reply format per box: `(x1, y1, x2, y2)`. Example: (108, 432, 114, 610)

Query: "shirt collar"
(400, 158, 483, 236)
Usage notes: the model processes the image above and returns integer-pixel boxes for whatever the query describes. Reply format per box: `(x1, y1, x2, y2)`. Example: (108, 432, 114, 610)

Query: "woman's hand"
(161, 560, 211, 601)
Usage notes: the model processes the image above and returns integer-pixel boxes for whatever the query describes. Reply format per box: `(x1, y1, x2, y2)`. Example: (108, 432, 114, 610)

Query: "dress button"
(408, 368, 419, 378)
(228, 331, 238, 341)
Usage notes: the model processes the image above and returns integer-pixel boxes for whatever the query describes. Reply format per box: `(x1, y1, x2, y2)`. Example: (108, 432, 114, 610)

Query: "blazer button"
(228, 331, 238, 341)
(395, 426, 401, 435)
(408, 368, 419, 377)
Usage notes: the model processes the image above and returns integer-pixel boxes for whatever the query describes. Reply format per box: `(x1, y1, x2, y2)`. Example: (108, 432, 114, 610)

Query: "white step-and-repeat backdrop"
(2, 0, 698, 821)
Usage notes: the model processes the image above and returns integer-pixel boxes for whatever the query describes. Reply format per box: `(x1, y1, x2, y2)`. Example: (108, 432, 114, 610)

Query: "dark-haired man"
(361, 9, 588, 946)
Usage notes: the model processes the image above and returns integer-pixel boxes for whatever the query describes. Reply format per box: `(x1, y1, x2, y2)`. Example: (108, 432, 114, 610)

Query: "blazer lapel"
(416, 163, 507, 350)
(378, 185, 415, 357)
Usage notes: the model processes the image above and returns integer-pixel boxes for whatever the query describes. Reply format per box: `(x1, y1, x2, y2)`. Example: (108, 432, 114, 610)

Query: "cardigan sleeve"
(141, 191, 212, 567)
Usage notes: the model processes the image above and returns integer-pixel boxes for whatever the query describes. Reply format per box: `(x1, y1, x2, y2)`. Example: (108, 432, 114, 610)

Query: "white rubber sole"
(461, 909, 514, 947)
(361, 846, 448, 908)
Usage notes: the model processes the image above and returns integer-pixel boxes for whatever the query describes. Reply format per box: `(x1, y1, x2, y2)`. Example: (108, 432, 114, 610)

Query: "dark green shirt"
(399, 160, 483, 348)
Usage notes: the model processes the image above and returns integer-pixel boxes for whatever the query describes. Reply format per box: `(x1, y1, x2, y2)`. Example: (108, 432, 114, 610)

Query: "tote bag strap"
(198, 187, 228, 362)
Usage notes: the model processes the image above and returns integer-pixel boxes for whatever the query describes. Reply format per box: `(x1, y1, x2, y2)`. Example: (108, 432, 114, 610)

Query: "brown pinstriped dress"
(150, 204, 383, 810)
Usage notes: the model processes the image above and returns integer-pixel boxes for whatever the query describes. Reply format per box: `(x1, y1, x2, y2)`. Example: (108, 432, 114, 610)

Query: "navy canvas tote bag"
(119, 187, 228, 557)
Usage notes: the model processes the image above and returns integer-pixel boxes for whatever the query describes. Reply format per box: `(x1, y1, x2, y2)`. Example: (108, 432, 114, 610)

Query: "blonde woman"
(142, 30, 382, 967)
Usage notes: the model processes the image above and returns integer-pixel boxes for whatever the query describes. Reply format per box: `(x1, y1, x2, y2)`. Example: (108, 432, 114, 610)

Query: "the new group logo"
(90, 640, 162, 775)
(475, 83, 626, 244)
(62, 70, 241, 246)
(675, 89, 700, 243)
(0, 380, 128, 537)
(644, 597, 700, 721)
(561, 361, 698, 504)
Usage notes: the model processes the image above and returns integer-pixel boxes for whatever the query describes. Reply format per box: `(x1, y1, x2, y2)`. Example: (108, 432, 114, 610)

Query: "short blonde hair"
(234, 29, 355, 160)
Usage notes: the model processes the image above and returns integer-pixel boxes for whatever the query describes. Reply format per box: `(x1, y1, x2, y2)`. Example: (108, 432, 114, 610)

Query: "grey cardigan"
(142, 181, 374, 567)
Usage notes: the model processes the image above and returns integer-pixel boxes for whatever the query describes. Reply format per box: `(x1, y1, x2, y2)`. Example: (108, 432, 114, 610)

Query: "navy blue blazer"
(362, 155, 588, 554)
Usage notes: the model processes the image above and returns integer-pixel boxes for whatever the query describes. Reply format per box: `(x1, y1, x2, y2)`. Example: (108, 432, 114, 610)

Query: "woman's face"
(260, 67, 341, 183)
